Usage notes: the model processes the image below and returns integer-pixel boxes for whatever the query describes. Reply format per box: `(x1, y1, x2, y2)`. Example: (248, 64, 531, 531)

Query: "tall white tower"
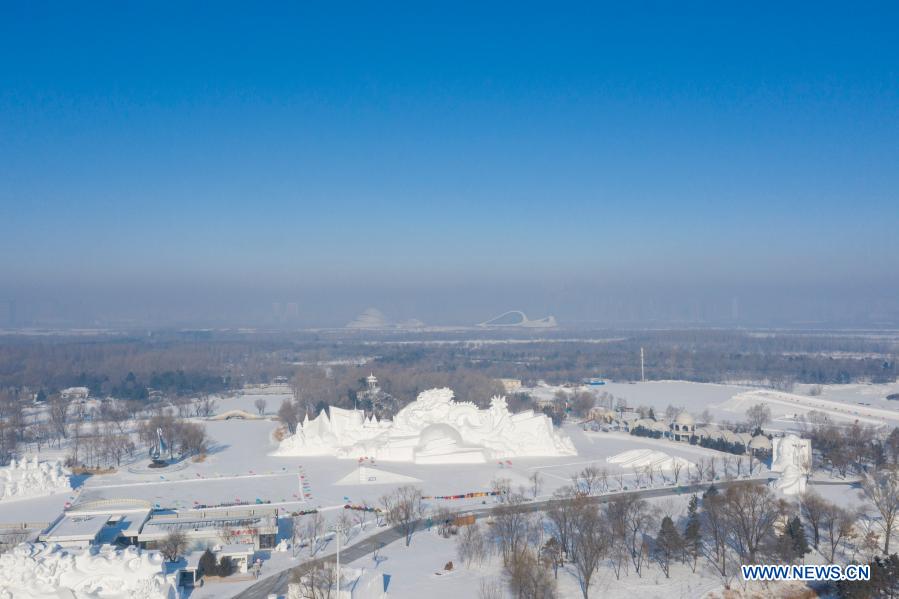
(640, 347, 645, 382)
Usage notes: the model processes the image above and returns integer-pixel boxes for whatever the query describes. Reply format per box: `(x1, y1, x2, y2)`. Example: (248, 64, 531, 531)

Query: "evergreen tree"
(683, 494, 702, 572)
(789, 515, 810, 556)
(655, 516, 683, 578)
(198, 549, 218, 577)
(778, 515, 810, 562)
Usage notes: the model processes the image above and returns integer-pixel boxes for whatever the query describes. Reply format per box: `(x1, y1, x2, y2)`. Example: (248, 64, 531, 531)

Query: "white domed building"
(671, 412, 695, 442)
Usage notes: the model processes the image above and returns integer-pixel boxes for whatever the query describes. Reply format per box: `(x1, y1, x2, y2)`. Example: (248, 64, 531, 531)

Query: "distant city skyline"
(1, 4, 897, 327)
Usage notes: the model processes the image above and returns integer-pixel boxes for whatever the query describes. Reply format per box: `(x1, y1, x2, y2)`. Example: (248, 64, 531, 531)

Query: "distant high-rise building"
(731, 297, 740, 321)
(6, 300, 15, 327)
(285, 302, 299, 319)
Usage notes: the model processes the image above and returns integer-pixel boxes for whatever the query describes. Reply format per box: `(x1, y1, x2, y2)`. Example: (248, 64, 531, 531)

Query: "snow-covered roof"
(219, 543, 255, 556)
(749, 435, 772, 449)
(674, 412, 694, 426)
(40, 513, 108, 542)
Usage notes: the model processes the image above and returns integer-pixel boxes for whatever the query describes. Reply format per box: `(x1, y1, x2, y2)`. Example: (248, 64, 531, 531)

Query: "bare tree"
(701, 487, 733, 584)
(492, 493, 531, 566)
(431, 506, 455, 538)
(478, 578, 505, 599)
(457, 522, 489, 567)
(862, 466, 899, 554)
(820, 502, 858, 563)
(290, 560, 338, 599)
(546, 486, 577, 559)
(721, 482, 785, 564)
(336, 509, 353, 544)
(693, 459, 706, 483)
(48, 395, 71, 443)
(570, 502, 607, 598)
(607, 494, 654, 577)
(571, 465, 602, 496)
(672, 461, 683, 485)
(529, 471, 542, 500)
(504, 546, 557, 599)
(491, 477, 512, 502)
(380, 485, 424, 546)
(278, 399, 300, 433)
(195, 395, 218, 418)
(745, 403, 771, 431)
(159, 530, 187, 562)
(254, 398, 267, 415)
(799, 490, 827, 549)
(304, 511, 326, 557)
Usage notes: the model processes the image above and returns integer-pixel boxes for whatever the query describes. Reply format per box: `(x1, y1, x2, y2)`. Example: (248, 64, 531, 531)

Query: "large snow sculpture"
(0, 457, 72, 501)
(274, 388, 577, 464)
(0, 543, 176, 599)
(769, 434, 812, 496)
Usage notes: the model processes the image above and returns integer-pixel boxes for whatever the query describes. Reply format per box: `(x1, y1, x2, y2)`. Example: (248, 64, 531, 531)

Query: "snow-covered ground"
(4, 380, 898, 598)
(343, 510, 722, 599)
(60, 419, 750, 520)
(528, 380, 899, 428)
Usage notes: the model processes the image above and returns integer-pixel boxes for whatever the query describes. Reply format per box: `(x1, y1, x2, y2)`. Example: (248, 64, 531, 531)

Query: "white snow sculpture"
(0, 457, 72, 501)
(606, 449, 693, 472)
(274, 388, 577, 463)
(769, 434, 812, 495)
(0, 542, 176, 599)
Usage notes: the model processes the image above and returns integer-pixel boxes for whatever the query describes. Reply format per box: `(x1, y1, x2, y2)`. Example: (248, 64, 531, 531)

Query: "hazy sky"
(1, 3, 898, 327)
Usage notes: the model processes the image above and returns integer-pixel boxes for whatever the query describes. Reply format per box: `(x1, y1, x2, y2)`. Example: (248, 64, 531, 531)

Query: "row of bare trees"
(453, 480, 873, 598)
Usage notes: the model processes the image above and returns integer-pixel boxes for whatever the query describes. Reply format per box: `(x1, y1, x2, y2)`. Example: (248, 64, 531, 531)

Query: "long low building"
(136, 507, 278, 551)
(38, 504, 153, 548)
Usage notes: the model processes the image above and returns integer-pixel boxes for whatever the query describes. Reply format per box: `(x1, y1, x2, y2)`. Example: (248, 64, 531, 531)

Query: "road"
(233, 475, 771, 599)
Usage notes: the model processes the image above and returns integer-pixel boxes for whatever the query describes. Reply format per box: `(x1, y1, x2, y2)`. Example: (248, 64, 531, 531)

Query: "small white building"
(498, 378, 523, 394)
(60, 387, 90, 401)
(39, 514, 109, 549)
(218, 543, 256, 573)
(671, 412, 695, 442)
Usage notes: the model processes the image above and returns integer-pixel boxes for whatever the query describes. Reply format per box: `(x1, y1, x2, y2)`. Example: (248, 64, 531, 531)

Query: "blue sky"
(1, 3, 897, 325)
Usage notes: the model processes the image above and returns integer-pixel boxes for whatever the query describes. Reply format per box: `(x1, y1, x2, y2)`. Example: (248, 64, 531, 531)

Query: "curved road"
(233, 476, 772, 599)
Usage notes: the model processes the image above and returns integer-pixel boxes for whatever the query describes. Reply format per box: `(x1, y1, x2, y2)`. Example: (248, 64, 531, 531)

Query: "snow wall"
(0, 543, 176, 599)
(273, 388, 577, 463)
(0, 457, 71, 501)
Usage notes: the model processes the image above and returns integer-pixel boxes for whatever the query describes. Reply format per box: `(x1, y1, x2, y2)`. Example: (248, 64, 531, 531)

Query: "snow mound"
(274, 388, 577, 463)
(769, 434, 812, 496)
(606, 449, 693, 472)
(334, 466, 421, 486)
(0, 543, 176, 599)
(0, 457, 71, 501)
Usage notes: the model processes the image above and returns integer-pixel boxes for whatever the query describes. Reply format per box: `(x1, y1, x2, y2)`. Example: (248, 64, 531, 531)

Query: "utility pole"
(335, 524, 342, 598)
(640, 347, 645, 382)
